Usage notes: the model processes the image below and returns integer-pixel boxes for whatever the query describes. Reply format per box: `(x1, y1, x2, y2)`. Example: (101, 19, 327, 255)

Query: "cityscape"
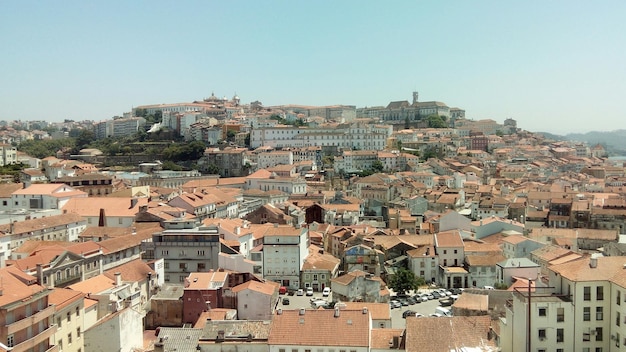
(0, 90, 623, 352)
(2, 2, 625, 352)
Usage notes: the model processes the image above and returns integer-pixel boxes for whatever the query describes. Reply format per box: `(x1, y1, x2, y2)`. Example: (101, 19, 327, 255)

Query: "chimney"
(130, 198, 138, 209)
(114, 272, 122, 286)
(334, 308, 340, 318)
(590, 257, 598, 268)
(216, 330, 225, 342)
(299, 308, 306, 315)
(362, 307, 368, 314)
(235, 226, 241, 235)
(277, 308, 282, 315)
(274, 223, 279, 228)
(98, 208, 106, 227)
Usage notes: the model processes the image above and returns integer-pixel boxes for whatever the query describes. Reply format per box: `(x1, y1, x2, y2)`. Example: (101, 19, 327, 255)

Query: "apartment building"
(49, 288, 85, 352)
(141, 220, 222, 283)
(262, 225, 309, 289)
(0, 266, 56, 352)
(501, 256, 626, 352)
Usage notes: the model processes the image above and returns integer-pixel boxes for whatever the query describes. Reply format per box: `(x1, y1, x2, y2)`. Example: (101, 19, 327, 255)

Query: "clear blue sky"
(1, 1, 625, 134)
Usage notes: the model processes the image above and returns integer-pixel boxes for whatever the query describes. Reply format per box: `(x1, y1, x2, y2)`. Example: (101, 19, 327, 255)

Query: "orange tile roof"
(405, 316, 496, 352)
(68, 274, 116, 295)
(48, 288, 84, 310)
(231, 280, 276, 295)
(341, 302, 390, 320)
(435, 230, 464, 247)
(63, 197, 148, 217)
(268, 309, 370, 347)
(0, 266, 45, 307)
(104, 258, 153, 282)
(185, 271, 228, 290)
(370, 329, 404, 349)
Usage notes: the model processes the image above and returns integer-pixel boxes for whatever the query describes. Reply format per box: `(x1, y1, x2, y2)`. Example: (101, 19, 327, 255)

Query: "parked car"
(282, 298, 290, 305)
(296, 289, 304, 296)
(407, 296, 417, 305)
(439, 298, 454, 307)
(279, 286, 287, 294)
(322, 287, 331, 297)
(429, 313, 443, 317)
(402, 310, 417, 318)
(306, 287, 314, 296)
(431, 291, 442, 299)
(425, 293, 435, 300)
(415, 294, 428, 302)
(390, 300, 402, 309)
(398, 297, 409, 306)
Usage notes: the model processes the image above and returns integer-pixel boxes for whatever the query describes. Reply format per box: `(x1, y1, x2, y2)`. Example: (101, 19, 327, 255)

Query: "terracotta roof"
(104, 258, 153, 282)
(185, 271, 228, 290)
(48, 288, 84, 310)
(466, 254, 506, 266)
(405, 315, 496, 352)
(550, 256, 626, 282)
(0, 183, 23, 197)
(341, 302, 390, 320)
(435, 230, 464, 247)
(370, 328, 404, 349)
(0, 266, 45, 307)
(268, 308, 370, 347)
(62, 197, 148, 217)
(68, 274, 116, 295)
(0, 213, 84, 235)
(231, 280, 276, 296)
(452, 292, 489, 311)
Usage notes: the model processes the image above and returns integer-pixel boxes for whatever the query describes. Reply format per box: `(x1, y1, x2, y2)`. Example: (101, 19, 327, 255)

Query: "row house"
(53, 173, 114, 196)
(257, 150, 293, 169)
(200, 148, 248, 177)
(49, 288, 85, 352)
(11, 183, 87, 211)
(301, 248, 340, 292)
(168, 193, 217, 221)
(0, 212, 86, 260)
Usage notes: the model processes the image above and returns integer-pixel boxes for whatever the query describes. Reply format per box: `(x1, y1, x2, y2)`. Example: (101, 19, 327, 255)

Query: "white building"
(11, 183, 87, 211)
(262, 225, 309, 289)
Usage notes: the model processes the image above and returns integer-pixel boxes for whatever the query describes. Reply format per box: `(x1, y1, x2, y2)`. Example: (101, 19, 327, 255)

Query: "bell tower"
(412, 91, 419, 105)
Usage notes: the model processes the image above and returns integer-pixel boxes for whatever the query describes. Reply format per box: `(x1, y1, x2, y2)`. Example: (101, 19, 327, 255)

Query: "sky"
(1, 1, 625, 134)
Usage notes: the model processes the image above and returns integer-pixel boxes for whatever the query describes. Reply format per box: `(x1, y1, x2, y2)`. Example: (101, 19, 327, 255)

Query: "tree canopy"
(426, 114, 448, 128)
(388, 268, 422, 295)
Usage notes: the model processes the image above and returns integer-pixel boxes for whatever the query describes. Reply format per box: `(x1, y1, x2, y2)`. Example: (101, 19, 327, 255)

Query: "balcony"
(54, 272, 82, 286)
(10, 324, 57, 352)
(7, 305, 55, 335)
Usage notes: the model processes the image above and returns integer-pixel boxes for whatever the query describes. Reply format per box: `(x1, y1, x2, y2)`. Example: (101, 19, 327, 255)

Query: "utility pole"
(527, 278, 532, 352)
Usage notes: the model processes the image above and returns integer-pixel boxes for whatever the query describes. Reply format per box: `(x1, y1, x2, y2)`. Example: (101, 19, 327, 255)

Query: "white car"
(306, 287, 314, 296)
(322, 287, 331, 297)
(296, 289, 304, 296)
(390, 300, 402, 309)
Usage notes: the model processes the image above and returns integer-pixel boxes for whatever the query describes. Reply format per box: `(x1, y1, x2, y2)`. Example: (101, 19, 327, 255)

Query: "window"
(597, 307, 604, 320)
(538, 307, 547, 316)
(597, 286, 604, 300)
(596, 327, 603, 341)
(618, 290, 622, 305)
(59, 340, 63, 350)
(279, 349, 286, 352)
(557, 349, 563, 352)
(557, 307, 564, 322)
(7, 335, 13, 348)
(584, 307, 591, 321)
(77, 327, 81, 338)
(618, 312, 621, 326)
(617, 333, 621, 348)
(584, 286, 591, 300)
(443, 250, 447, 254)
(198, 250, 205, 256)
(67, 312, 71, 322)
(557, 328, 564, 342)
(538, 329, 546, 339)
(197, 263, 205, 271)
(76, 307, 79, 317)
(68, 333, 72, 344)
(584, 332, 591, 341)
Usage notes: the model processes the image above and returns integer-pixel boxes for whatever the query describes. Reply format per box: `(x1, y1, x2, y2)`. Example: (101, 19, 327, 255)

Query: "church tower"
(412, 91, 419, 105)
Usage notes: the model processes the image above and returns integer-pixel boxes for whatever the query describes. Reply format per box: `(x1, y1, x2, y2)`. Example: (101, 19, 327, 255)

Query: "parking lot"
(277, 288, 457, 329)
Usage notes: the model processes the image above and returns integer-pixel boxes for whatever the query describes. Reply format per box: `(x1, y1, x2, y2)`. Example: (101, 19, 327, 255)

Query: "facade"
(231, 280, 278, 321)
(0, 266, 56, 352)
(53, 174, 114, 196)
(11, 183, 88, 211)
(0, 144, 18, 166)
(82, 308, 144, 352)
(262, 225, 309, 289)
(141, 220, 222, 283)
(49, 288, 85, 352)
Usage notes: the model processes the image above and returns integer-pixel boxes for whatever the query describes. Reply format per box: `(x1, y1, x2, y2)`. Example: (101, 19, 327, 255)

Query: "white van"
(435, 306, 452, 317)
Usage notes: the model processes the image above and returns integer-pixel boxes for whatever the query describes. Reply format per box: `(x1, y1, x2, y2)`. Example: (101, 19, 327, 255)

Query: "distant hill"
(537, 129, 626, 156)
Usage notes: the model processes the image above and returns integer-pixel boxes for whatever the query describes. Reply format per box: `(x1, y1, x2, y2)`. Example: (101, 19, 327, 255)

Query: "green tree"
(75, 129, 96, 151)
(371, 160, 384, 172)
(427, 114, 447, 128)
(388, 268, 420, 295)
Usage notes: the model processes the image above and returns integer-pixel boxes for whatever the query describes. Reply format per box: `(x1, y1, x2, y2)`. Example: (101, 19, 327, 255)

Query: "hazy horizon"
(1, 1, 625, 135)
